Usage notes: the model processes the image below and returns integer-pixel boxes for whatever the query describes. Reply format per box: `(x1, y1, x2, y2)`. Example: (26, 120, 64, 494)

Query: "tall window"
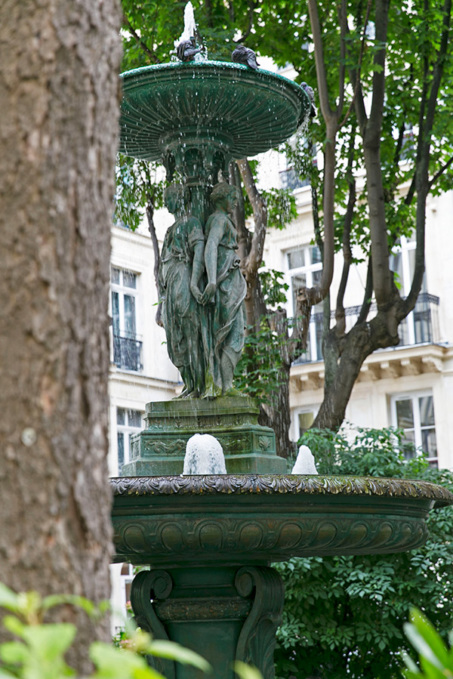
(295, 409, 317, 441)
(390, 234, 433, 346)
(287, 245, 324, 362)
(111, 267, 142, 371)
(391, 393, 438, 466)
(116, 408, 143, 475)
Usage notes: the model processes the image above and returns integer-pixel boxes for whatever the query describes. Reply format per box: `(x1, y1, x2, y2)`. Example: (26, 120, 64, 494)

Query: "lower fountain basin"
(111, 475, 452, 567)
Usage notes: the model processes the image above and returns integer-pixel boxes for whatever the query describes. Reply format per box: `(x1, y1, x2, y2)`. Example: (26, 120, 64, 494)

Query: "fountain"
(111, 10, 453, 678)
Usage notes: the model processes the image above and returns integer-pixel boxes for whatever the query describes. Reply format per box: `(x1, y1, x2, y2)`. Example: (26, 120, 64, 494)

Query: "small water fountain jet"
(183, 434, 227, 475)
(111, 6, 453, 678)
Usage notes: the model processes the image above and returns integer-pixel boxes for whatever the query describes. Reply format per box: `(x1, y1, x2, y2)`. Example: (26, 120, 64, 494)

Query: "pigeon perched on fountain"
(177, 36, 202, 62)
(291, 445, 318, 475)
(232, 45, 260, 70)
(301, 82, 317, 118)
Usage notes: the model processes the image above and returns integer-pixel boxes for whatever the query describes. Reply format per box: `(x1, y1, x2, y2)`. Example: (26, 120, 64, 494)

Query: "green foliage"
(233, 319, 288, 404)
(259, 266, 289, 310)
(402, 609, 453, 678)
(0, 585, 211, 679)
(115, 155, 166, 232)
(274, 428, 453, 679)
(261, 188, 297, 231)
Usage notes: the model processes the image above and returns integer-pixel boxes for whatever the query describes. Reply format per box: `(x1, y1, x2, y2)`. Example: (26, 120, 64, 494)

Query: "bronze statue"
(159, 184, 205, 397)
(200, 182, 247, 398)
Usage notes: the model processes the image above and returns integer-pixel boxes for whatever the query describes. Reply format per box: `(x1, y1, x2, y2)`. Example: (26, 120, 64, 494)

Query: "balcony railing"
(293, 292, 440, 365)
(113, 333, 143, 372)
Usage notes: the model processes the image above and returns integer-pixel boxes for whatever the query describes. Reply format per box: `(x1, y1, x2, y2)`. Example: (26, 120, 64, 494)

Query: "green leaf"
(405, 608, 450, 669)
(0, 641, 28, 664)
(233, 661, 263, 679)
(149, 640, 211, 672)
(22, 623, 77, 660)
(0, 584, 19, 612)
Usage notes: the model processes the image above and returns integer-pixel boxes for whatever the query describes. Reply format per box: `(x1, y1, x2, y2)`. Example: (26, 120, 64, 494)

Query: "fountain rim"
(111, 474, 453, 508)
(120, 59, 308, 97)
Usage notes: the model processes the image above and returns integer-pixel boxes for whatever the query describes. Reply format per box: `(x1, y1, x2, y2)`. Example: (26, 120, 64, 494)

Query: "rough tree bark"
(0, 0, 121, 672)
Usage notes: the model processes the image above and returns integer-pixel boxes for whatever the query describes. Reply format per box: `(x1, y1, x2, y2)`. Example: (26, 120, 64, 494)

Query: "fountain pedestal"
(121, 396, 287, 476)
(131, 565, 283, 679)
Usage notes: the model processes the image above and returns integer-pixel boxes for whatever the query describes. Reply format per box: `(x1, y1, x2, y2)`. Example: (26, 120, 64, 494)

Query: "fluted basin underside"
(119, 61, 310, 162)
(111, 475, 452, 567)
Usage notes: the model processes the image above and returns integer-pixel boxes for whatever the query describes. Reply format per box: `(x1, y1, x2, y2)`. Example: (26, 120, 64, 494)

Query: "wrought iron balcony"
(112, 333, 143, 372)
(293, 292, 440, 366)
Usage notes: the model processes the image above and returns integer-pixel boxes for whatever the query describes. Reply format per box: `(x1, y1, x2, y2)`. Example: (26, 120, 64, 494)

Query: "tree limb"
(236, 158, 267, 277)
(146, 199, 163, 327)
(404, 0, 452, 314)
(339, 0, 372, 129)
(428, 155, 453, 191)
(123, 15, 160, 64)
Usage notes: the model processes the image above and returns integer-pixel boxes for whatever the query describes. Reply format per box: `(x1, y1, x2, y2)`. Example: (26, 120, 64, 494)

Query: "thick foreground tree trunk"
(0, 0, 121, 672)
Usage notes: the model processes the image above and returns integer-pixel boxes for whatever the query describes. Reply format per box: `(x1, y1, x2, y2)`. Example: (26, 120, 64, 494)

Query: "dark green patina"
(115, 53, 453, 679)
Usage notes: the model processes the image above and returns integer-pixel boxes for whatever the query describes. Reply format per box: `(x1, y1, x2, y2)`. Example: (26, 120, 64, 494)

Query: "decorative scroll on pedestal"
(130, 570, 175, 679)
(235, 567, 285, 679)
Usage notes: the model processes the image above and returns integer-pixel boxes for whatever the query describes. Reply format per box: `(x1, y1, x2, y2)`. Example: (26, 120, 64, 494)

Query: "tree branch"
(339, 0, 372, 129)
(123, 15, 160, 64)
(307, 0, 335, 121)
(356, 256, 373, 325)
(146, 199, 163, 326)
(234, 1, 255, 43)
(236, 158, 267, 277)
(405, 0, 452, 314)
(366, 0, 390, 145)
(428, 155, 453, 191)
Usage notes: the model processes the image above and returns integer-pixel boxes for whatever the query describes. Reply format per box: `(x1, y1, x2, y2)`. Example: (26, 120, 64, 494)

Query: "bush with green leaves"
(274, 427, 453, 679)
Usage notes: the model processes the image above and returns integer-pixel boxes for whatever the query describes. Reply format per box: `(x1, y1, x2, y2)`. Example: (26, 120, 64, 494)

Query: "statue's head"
(164, 183, 185, 214)
(210, 182, 239, 210)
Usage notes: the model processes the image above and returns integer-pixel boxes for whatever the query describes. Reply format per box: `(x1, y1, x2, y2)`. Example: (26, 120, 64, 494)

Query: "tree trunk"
(0, 0, 121, 672)
(314, 311, 400, 430)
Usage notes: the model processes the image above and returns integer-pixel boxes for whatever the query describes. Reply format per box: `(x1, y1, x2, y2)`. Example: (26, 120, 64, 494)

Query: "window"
(287, 245, 324, 362)
(295, 409, 317, 441)
(390, 234, 435, 347)
(391, 393, 437, 466)
(116, 408, 143, 475)
(111, 267, 143, 371)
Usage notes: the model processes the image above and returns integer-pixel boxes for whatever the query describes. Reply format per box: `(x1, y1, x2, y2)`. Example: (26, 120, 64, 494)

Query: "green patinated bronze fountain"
(111, 18, 453, 679)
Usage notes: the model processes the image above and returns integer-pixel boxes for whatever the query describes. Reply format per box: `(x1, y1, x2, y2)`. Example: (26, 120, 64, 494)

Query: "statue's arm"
(190, 240, 205, 303)
(201, 218, 223, 305)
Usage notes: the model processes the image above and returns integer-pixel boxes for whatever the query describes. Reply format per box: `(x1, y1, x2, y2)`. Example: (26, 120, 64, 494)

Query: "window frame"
(116, 407, 144, 475)
(286, 245, 324, 362)
(390, 391, 438, 466)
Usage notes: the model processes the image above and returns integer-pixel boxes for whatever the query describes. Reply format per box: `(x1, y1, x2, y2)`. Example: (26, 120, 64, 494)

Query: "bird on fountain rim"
(177, 36, 202, 62)
(232, 44, 260, 70)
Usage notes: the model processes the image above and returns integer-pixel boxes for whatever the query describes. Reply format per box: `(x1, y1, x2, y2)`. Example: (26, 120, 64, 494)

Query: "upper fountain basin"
(119, 61, 311, 162)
